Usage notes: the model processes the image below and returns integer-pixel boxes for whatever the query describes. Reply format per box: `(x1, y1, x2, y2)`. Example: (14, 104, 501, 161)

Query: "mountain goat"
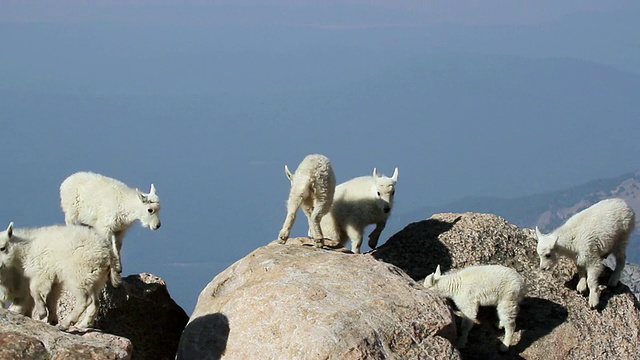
(319, 167, 398, 253)
(423, 264, 525, 352)
(0, 222, 117, 330)
(278, 154, 336, 248)
(60, 171, 161, 280)
(535, 198, 634, 309)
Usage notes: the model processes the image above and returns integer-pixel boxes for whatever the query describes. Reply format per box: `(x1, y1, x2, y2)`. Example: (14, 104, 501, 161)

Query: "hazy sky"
(1, 1, 635, 25)
(1, 1, 639, 313)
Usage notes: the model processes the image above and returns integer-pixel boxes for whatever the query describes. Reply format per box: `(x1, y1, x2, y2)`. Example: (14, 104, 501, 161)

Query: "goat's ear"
(434, 265, 442, 279)
(391, 167, 399, 182)
(6, 222, 13, 238)
(552, 236, 559, 247)
(535, 226, 543, 240)
(373, 168, 379, 178)
(424, 274, 434, 287)
(137, 189, 147, 202)
(284, 165, 293, 181)
(149, 183, 156, 195)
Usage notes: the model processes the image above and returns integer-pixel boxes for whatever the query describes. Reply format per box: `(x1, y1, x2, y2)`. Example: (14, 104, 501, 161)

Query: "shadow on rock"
(93, 274, 189, 360)
(514, 297, 568, 354)
(176, 313, 230, 360)
(457, 297, 567, 360)
(371, 216, 460, 280)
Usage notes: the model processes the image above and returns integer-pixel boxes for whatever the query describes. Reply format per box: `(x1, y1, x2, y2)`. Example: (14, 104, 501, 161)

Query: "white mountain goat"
(60, 171, 161, 281)
(277, 154, 336, 248)
(535, 198, 634, 309)
(319, 167, 398, 253)
(423, 264, 526, 352)
(0, 222, 117, 330)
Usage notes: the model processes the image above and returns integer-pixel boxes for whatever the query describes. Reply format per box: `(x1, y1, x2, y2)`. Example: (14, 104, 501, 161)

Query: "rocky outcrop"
(372, 212, 640, 359)
(55, 273, 189, 360)
(1, 273, 188, 359)
(0, 307, 132, 359)
(178, 237, 460, 360)
(0, 272, 187, 360)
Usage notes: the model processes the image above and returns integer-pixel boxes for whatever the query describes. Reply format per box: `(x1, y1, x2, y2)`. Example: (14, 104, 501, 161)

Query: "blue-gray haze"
(1, 2, 639, 313)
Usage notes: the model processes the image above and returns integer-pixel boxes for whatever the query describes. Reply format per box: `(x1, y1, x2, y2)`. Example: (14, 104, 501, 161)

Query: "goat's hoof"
(576, 279, 587, 293)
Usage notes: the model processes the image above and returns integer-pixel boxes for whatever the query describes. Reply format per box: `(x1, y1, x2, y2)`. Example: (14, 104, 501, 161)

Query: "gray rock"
(373, 212, 640, 359)
(178, 237, 460, 360)
(0, 307, 132, 359)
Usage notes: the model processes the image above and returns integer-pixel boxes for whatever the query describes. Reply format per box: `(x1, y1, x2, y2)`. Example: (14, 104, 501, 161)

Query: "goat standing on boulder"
(423, 264, 525, 352)
(0, 222, 117, 330)
(60, 171, 161, 285)
(535, 198, 634, 309)
(319, 167, 398, 254)
(278, 154, 336, 248)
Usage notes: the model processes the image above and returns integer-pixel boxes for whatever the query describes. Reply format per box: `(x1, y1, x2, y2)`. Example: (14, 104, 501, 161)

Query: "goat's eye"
(544, 253, 551, 258)
(147, 209, 154, 214)
(377, 192, 381, 196)
(0, 246, 6, 252)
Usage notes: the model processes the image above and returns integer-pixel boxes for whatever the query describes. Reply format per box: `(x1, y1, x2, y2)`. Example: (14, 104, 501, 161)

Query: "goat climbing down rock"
(278, 154, 336, 248)
(60, 171, 161, 283)
(318, 167, 398, 254)
(0, 222, 117, 330)
(535, 198, 634, 309)
(423, 264, 525, 352)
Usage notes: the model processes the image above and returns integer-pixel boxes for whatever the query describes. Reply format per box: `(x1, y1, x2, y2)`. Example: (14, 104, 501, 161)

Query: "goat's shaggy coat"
(60, 171, 161, 284)
(0, 223, 116, 330)
(278, 154, 336, 248)
(424, 264, 525, 352)
(535, 198, 634, 308)
(319, 167, 398, 253)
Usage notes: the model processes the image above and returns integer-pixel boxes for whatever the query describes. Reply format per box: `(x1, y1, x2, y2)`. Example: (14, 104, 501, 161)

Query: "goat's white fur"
(424, 264, 525, 352)
(0, 222, 116, 330)
(535, 198, 634, 309)
(319, 167, 398, 253)
(278, 154, 336, 248)
(60, 171, 161, 284)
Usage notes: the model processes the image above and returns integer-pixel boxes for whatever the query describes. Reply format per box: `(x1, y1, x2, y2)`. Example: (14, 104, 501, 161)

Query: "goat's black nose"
(384, 207, 391, 213)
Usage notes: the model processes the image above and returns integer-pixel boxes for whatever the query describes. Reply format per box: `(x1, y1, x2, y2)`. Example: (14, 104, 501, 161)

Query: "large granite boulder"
(0, 307, 131, 359)
(372, 212, 640, 359)
(178, 237, 460, 360)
